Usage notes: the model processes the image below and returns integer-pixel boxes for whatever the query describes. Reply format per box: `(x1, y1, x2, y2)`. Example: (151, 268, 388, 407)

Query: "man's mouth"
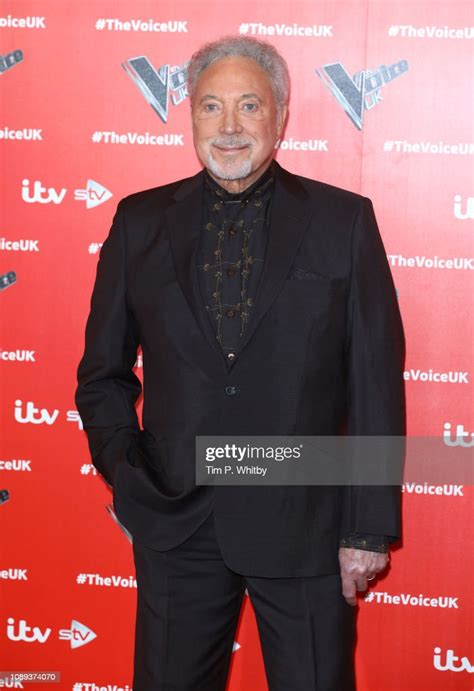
(213, 144, 249, 153)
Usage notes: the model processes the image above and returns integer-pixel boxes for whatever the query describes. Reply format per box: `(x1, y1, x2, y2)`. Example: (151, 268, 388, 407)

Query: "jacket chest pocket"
(280, 274, 348, 317)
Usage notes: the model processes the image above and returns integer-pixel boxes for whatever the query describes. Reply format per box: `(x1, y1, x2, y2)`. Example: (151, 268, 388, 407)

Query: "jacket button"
(225, 385, 237, 396)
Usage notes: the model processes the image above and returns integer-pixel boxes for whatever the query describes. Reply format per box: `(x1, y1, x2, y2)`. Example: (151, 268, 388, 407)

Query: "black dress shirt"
(197, 161, 275, 364)
(196, 162, 388, 554)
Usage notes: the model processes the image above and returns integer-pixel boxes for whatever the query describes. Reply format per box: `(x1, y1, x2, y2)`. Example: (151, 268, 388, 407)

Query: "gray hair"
(187, 35, 290, 113)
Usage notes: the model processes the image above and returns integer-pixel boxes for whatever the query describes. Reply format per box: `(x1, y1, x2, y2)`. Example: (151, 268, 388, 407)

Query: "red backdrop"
(1, 1, 473, 689)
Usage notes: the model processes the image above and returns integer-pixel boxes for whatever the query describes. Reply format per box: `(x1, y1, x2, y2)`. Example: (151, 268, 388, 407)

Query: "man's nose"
(219, 106, 243, 135)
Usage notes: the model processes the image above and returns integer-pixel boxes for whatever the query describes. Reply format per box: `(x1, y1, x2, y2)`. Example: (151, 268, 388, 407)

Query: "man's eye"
(242, 103, 258, 112)
(204, 103, 220, 112)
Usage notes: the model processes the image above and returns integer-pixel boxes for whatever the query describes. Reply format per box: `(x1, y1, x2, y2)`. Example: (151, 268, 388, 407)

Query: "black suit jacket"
(75, 162, 406, 577)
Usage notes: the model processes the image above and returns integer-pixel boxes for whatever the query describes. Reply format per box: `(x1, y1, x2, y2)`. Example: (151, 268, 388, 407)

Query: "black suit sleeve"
(75, 200, 142, 487)
(340, 196, 406, 545)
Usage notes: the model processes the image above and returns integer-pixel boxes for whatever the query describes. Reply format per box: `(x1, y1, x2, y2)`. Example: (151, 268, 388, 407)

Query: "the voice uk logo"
(316, 58, 408, 130)
(6, 617, 97, 649)
(123, 56, 189, 123)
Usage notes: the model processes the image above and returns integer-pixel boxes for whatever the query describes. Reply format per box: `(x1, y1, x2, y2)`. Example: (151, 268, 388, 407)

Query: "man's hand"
(338, 547, 389, 606)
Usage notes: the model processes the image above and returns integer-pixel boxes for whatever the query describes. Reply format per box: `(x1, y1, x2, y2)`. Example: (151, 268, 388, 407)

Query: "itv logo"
(21, 179, 112, 208)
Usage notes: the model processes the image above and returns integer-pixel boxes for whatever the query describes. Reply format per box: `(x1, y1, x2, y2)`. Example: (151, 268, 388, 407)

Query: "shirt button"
(227, 267, 237, 277)
(225, 385, 237, 396)
(226, 308, 235, 318)
(227, 352, 236, 361)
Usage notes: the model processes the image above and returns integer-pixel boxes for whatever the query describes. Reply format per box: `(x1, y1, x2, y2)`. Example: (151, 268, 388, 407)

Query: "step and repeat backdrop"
(1, 0, 472, 689)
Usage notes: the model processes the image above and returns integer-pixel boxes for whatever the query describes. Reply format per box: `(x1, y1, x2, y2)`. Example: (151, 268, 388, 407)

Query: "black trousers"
(131, 509, 356, 691)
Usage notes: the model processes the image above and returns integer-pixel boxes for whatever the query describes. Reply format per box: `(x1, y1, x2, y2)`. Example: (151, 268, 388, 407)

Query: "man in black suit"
(76, 36, 405, 691)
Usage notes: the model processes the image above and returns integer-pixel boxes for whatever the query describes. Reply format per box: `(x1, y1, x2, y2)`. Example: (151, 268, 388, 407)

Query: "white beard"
(206, 149, 253, 181)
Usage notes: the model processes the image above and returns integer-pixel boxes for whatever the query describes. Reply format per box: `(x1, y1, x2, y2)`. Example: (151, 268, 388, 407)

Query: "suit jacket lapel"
(167, 171, 228, 377)
(235, 162, 312, 358)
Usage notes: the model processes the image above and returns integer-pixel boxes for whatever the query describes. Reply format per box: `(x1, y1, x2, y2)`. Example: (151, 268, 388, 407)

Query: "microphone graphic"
(0, 489, 10, 505)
